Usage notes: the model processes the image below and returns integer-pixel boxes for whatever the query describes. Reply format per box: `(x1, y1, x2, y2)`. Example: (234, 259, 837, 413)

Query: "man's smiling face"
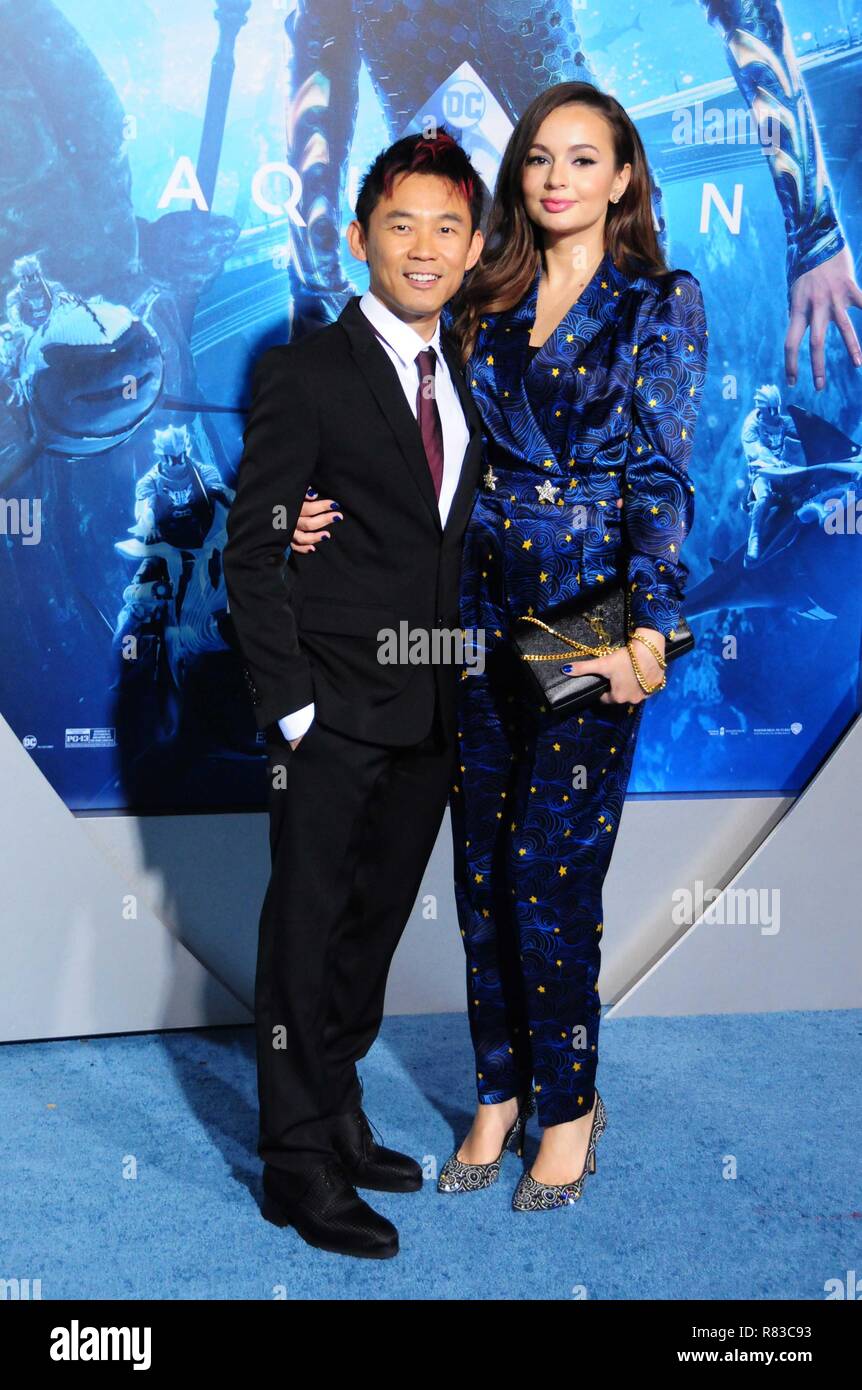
(347, 171, 483, 333)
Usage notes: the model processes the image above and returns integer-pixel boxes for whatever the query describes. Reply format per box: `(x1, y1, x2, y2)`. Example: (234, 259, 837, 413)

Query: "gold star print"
(596, 922, 603, 933)
(553, 741, 560, 751)
(661, 332, 668, 341)
(558, 865, 567, 877)
(551, 367, 560, 377)
(522, 538, 532, 550)
(601, 280, 607, 289)
(482, 908, 490, 918)
(537, 986, 545, 994)
(481, 320, 488, 328)
(543, 458, 553, 470)
(578, 365, 586, 375)
(504, 519, 511, 529)
(474, 873, 483, 882)
(518, 847, 526, 856)
(650, 504, 659, 514)
(529, 895, 537, 904)
(535, 480, 559, 504)
(486, 354, 494, 365)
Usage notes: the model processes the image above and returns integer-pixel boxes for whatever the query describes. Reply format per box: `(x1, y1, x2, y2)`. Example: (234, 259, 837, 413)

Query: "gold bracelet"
(626, 639, 666, 695)
(629, 631, 667, 670)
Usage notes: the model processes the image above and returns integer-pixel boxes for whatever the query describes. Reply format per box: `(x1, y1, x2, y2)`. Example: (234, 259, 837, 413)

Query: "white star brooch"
(535, 480, 559, 504)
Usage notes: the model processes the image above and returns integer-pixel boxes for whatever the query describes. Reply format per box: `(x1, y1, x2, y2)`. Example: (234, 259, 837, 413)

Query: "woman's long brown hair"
(449, 82, 668, 365)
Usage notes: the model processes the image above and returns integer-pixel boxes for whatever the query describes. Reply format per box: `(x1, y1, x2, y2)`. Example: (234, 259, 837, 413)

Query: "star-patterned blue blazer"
(454, 249, 708, 645)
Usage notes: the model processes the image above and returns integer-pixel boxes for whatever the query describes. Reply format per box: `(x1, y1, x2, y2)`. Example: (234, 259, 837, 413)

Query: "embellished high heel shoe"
(438, 1092, 536, 1194)
(511, 1091, 607, 1211)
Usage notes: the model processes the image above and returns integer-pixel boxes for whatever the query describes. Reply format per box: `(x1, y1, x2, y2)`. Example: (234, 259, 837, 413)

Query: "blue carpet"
(1, 1010, 859, 1300)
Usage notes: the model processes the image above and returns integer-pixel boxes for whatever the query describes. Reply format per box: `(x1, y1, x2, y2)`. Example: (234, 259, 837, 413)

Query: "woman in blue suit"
(292, 82, 708, 1212)
(435, 82, 708, 1210)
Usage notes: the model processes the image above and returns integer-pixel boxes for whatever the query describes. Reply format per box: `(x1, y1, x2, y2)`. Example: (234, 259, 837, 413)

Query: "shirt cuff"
(278, 703, 315, 742)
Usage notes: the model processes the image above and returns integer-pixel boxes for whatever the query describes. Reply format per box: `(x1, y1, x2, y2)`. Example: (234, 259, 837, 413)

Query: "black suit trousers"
(256, 692, 456, 1176)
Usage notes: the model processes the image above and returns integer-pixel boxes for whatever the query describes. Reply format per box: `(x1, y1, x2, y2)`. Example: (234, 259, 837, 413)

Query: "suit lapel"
(438, 328, 483, 541)
(340, 297, 441, 531)
(339, 297, 482, 539)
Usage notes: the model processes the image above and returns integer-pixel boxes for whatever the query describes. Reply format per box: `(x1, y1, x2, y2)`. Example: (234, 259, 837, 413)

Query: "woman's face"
(520, 103, 630, 246)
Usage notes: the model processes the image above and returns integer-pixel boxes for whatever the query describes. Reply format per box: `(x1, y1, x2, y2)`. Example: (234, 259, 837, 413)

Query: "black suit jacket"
(223, 297, 484, 746)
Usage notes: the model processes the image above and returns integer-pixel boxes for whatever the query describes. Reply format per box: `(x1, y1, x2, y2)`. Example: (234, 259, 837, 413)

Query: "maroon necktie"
(415, 347, 444, 501)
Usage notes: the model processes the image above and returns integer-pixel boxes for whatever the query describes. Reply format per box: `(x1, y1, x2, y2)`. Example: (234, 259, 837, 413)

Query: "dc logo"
(22, 734, 37, 749)
(442, 81, 485, 129)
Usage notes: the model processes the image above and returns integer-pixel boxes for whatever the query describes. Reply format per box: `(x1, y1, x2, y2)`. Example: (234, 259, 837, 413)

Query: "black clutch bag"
(510, 579, 695, 714)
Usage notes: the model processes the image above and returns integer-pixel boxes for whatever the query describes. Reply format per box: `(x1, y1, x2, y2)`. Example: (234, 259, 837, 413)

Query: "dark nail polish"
(330, 501, 340, 510)
(306, 488, 318, 497)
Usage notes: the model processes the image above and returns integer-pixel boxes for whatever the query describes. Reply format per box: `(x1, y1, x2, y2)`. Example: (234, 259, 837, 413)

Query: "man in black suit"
(223, 131, 484, 1259)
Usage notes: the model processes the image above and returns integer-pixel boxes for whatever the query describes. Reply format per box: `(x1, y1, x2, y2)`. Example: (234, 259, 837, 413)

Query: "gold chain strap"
(516, 585, 631, 661)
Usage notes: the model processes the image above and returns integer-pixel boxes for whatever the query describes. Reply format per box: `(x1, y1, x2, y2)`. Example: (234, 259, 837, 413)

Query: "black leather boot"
(261, 1159, 399, 1259)
(330, 1108, 423, 1193)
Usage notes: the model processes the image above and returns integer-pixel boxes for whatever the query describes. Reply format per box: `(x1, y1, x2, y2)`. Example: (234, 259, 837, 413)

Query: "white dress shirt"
(278, 290, 469, 743)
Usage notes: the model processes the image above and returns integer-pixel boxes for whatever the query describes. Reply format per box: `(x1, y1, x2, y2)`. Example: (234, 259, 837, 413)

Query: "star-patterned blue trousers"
(450, 633, 646, 1130)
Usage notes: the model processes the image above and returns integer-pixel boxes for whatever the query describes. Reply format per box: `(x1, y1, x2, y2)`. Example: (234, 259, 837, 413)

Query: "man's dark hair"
(355, 127, 484, 235)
